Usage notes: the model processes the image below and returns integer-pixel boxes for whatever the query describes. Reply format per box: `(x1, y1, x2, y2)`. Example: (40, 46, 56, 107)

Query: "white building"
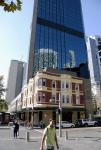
(87, 36, 101, 109)
(6, 60, 27, 103)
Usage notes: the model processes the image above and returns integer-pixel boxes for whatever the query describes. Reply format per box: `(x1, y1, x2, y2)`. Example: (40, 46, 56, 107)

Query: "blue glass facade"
(38, 0, 84, 32)
(30, 0, 89, 78)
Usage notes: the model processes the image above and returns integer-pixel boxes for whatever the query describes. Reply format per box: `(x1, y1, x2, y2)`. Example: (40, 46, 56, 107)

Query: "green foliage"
(0, 0, 22, 12)
(0, 76, 8, 112)
(0, 99, 8, 112)
(0, 75, 6, 99)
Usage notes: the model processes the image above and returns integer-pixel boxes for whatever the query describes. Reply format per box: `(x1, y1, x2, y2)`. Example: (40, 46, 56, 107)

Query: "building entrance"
(62, 112, 72, 122)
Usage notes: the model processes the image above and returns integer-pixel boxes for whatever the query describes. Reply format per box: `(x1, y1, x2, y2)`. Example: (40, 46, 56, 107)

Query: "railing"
(36, 99, 59, 105)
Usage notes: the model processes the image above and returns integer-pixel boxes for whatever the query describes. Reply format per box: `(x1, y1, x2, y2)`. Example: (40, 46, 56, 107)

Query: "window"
(42, 93, 45, 101)
(76, 96, 80, 104)
(42, 79, 46, 86)
(75, 84, 78, 91)
(61, 81, 64, 89)
(30, 97, 32, 104)
(52, 80, 56, 88)
(62, 95, 65, 103)
(38, 79, 42, 87)
(66, 95, 69, 103)
(38, 92, 42, 101)
(51, 94, 55, 102)
(66, 82, 69, 88)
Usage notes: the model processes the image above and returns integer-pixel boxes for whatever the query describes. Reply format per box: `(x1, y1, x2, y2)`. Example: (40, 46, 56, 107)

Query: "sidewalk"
(0, 126, 101, 150)
(33, 127, 101, 150)
(0, 126, 10, 129)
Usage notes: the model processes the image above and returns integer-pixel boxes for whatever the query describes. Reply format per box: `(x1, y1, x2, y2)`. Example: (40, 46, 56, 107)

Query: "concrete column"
(72, 112, 77, 123)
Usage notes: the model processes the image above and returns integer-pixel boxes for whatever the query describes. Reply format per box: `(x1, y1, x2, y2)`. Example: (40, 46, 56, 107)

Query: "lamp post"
(59, 93, 62, 137)
(31, 93, 34, 128)
(15, 100, 18, 119)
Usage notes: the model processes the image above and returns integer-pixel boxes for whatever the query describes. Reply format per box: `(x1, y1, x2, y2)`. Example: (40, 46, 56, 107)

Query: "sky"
(0, 0, 101, 87)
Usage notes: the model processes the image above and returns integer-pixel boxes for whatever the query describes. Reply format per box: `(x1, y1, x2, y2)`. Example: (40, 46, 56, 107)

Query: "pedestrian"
(13, 120, 19, 138)
(40, 119, 59, 150)
(40, 120, 45, 129)
(17, 120, 20, 136)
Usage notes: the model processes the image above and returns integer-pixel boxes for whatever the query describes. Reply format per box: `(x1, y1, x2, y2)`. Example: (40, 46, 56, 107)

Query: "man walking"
(13, 120, 19, 138)
(40, 119, 59, 150)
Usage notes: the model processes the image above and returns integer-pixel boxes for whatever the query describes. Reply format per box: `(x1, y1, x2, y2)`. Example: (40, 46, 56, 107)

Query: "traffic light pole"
(59, 93, 62, 137)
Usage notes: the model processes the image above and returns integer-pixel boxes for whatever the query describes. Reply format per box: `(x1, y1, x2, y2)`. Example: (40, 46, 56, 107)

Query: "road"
(0, 126, 101, 150)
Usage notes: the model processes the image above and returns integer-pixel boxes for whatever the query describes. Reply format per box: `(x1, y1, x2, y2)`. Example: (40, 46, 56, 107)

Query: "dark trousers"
(14, 129, 17, 138)
(46, 146, 54, 150)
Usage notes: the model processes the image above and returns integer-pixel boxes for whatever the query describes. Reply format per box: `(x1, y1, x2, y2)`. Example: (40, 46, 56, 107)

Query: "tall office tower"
(28, 0, 89, 81)
(6, 60, 27, 103)
(22, 62, 27, 87)
(94, 36, 101, 82)
(87, 36, 101, 109)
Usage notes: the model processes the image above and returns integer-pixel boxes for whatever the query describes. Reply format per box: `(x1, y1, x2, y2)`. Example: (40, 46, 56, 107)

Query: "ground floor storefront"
(17, 107, 85, 125)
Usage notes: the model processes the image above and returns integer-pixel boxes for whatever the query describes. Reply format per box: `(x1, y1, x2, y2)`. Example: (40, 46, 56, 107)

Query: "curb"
(0, 127, 10, 130)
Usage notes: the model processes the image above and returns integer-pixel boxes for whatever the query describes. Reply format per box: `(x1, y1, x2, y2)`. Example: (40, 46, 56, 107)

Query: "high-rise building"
(27, 0, 89, 81)
(87, 36, 101, 109)
(87, 37, 101, 84)
(6, 60, 27, 103)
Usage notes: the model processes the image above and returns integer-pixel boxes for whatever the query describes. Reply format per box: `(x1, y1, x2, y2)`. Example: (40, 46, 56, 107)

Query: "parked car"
(93, 118, 101, 126)
(56, 121, 75, 128)
(75, 119, 98, 127)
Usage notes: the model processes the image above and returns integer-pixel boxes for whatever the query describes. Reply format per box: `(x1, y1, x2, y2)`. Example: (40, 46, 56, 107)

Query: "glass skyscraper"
(28, 0, 89, 80)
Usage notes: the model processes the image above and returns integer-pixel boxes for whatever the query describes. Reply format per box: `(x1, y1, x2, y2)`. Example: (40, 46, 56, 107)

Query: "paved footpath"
(0, 127, 101, 150)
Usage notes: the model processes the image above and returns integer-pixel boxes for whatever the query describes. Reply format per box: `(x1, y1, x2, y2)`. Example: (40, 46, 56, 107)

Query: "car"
(75, 119, 98, 127)
(93, 118, 101, 126)
(56, 121, 75, 128)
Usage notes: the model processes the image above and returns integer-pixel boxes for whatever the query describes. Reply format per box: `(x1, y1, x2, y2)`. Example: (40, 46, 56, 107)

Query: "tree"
(0, 75, 6, 99)
(0, 76, 8, 112)
(0, 99, 8, 112)
(0, 0, 22, 12)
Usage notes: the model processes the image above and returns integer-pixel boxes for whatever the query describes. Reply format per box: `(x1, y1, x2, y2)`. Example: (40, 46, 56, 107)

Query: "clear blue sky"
(0, 0, 101, 87)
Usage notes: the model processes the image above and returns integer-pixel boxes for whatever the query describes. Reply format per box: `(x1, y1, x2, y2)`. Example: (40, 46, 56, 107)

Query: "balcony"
(36, 99, 59, 105)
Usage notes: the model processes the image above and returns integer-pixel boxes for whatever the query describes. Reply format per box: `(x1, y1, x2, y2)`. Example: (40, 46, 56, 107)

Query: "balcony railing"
(36, 99, 59, 105)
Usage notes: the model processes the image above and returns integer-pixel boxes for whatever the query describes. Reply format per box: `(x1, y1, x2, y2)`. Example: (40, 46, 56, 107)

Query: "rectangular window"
(72, 94, 76, 104)
(42, 93, 45, 101)
(38, 79, 42, 87)
(75, 84, 78, 91)
(61, 81, 64, 89)
(76, 96, 80, 104)
(42, 79, 46, 86)
(62, 95, 65, 103)
(66, 82, 69, 88)
(30, 97, 32, 104)
(66, 95, 69, 103)
(51, 94, 55, 102)
(80, 95, 84, 104)
(38, 92, 42, 102)
(72, 83, 75, 90)
(52, 80, 56, 88)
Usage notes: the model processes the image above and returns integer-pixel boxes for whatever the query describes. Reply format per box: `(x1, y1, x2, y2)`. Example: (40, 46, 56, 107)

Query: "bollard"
(65, 131, 68, 140)
(26, 131, 30, 142)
